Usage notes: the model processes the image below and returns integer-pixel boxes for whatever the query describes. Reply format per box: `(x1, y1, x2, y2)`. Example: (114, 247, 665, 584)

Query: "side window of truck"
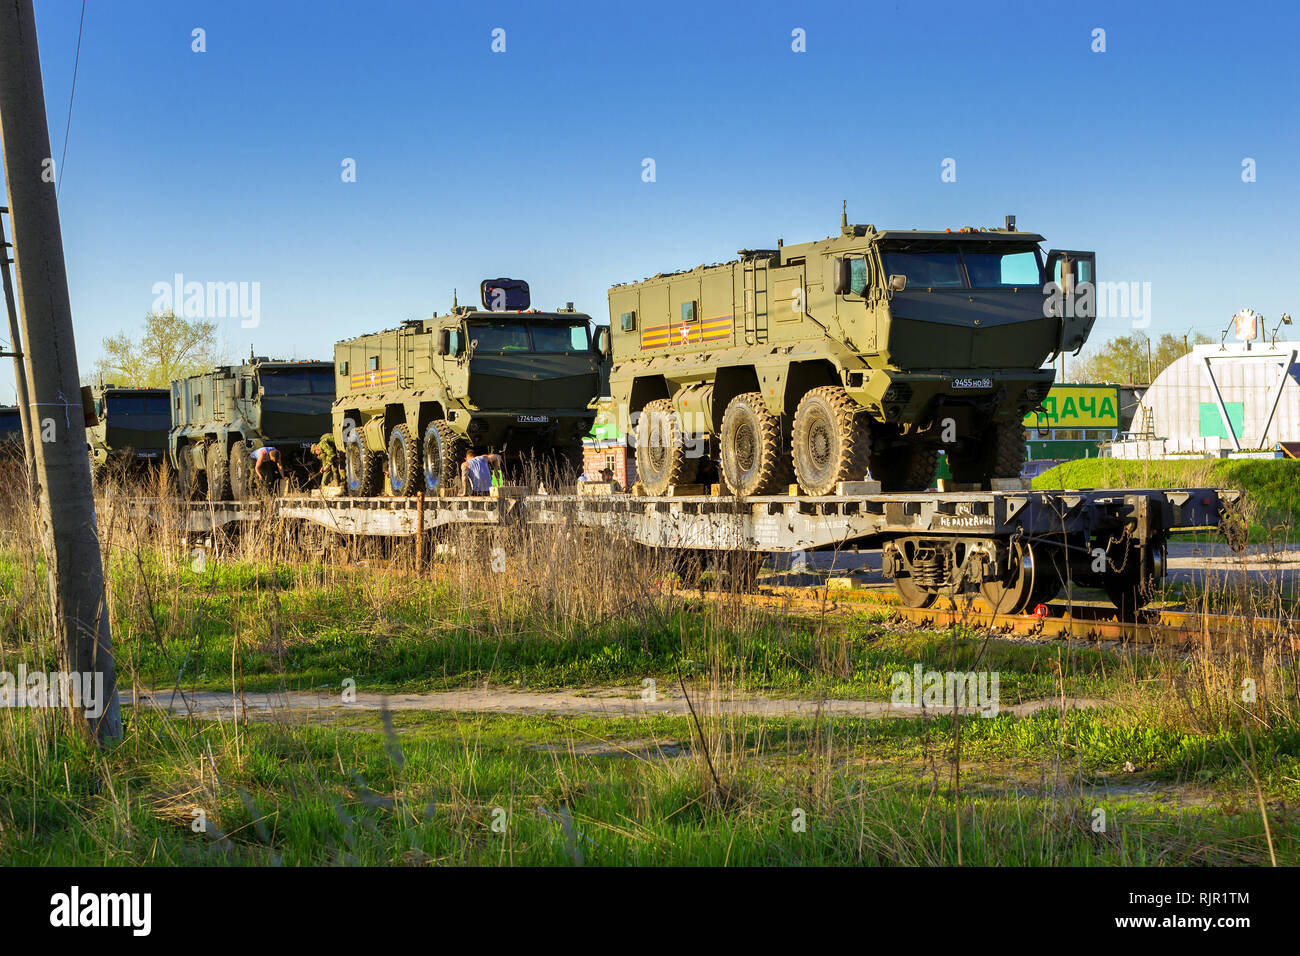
(849, 257, 869, 297)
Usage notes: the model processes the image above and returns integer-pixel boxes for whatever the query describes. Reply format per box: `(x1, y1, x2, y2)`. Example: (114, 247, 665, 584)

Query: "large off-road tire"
(790, 386, 871, 496)
(344, 433, 383, 497)
(719, 392, 786, 497)
(948, 421, 1027, 486)
(553, 443, 584, 482)
(634, 398, 698, 496)
(387, 423, 421, 496)
(422, 420, 464, 494)
(205, 441, 231, 502)
(871, 443, 938, 493)
(177, 446, 204, 500)
(992, 421, 1027, 479)
(229, 443, 251, 501)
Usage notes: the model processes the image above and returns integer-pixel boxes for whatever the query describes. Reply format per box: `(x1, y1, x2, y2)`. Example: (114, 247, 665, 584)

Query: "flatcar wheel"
(980, 540, 1039, 615)
(893, 574, 936, 609)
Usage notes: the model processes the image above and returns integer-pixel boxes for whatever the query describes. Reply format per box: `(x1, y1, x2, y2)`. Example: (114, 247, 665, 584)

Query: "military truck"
(332, 278, 608, 496)
(81, 384, 171, 479)
(0, 405, 20, 454)
(608, 211, 1096, 495)
(169, 357, 335, 501)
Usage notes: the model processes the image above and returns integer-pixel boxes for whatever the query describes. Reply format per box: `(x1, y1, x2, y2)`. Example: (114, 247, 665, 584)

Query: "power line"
(56, 0, 87, 199)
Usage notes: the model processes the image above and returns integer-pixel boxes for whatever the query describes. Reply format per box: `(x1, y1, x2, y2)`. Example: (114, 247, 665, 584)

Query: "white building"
(1110, 341, 1300, 458)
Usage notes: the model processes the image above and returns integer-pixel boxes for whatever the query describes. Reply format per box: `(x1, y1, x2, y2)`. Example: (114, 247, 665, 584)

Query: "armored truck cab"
(608, 213, 1095, 495)
(0, 405, 21, 458)
(169, 358, 335, 501)
(82, 385, 171, 477)
(332, 278, 607, 496)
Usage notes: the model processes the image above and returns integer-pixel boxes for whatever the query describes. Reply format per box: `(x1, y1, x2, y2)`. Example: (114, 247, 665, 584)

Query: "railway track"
(725, 581, 1299, 647)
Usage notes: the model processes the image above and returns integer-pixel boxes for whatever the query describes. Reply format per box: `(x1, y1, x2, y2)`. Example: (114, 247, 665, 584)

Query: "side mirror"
(80, 386, 97, 426)
(888, 274, 907, 292)
(593, 326, 612, 361)
(832, 257, 851, 295)
(437, 330, 451, 356)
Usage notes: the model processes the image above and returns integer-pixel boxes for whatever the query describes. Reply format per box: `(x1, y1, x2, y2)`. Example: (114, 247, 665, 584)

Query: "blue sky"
(2, 0, 1297, 401)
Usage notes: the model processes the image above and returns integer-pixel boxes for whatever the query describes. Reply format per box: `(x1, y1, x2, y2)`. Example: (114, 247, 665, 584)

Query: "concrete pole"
(0, 0, 121, 744)
(1, 206, 37, 496)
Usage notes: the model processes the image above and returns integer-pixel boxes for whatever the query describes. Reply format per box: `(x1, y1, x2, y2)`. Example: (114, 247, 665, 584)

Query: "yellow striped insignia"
(350, 366, 399, 389)
(641, 314, 733, 350)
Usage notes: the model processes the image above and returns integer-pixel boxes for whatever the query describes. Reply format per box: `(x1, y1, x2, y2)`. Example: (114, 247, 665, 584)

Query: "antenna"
(452, 288, 458, 309)
(841, 200, 848, 235)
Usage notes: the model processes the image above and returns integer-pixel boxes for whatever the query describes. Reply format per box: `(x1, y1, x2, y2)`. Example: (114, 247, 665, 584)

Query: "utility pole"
(1, 206, 37, 497)
(0, 0, 121, 744)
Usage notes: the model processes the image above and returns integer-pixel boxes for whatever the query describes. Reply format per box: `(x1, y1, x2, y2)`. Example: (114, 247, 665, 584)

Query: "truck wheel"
(229, 444, 250, 501)
(387, 423, 421, 496)
(871, 444, 938, 492)
(177, 447, 204, 500)
(553, 443, 584, 480)
(423, 420, 464, 494)
(791, 386, 870, 497)
(949, 422, 1025, 485)
(205, 442, 231, 502)
(720, 392, 786, 496)
(344, 434, 382, 496)
(992, 421, 1027, 479)
(635, 399, 698, 495)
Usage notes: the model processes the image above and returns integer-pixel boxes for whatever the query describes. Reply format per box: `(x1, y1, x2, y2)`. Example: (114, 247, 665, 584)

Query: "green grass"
(3, 534, 1298, 867)
(29, 555, 1149, 703)
(2, 708, 1294, 866)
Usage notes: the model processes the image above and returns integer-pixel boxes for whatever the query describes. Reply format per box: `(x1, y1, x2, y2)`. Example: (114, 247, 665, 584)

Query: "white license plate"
(137, 452, 159, 458)
(516, 415, 549, 424)
(951, 378, 993, 390)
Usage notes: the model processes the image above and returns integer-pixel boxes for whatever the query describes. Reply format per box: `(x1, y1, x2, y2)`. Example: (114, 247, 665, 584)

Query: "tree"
(1066, 331, 1212, 384)
(92, 310, 218, 388)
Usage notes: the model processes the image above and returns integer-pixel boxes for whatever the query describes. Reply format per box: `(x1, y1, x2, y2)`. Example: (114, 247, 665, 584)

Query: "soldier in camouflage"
(312, 432, 344, 485)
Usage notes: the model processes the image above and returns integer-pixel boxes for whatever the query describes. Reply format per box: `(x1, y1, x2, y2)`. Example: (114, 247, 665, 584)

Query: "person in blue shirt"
(252, 446, 286, 485)
(460, 449, 503, 495)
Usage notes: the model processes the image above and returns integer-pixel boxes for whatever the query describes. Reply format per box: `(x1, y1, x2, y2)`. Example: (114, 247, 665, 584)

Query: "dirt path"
(132, 685, 1104, 721)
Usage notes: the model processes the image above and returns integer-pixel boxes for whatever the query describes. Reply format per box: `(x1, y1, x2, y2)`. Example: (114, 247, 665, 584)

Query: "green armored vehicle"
(332, 279, 608, 496)
(81, 384, 171, 479)
(169, 357, 335, 500)
(608, 211, 1096, 495)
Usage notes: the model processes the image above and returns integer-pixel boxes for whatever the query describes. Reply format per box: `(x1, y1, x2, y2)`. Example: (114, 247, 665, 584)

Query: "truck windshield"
(105, 395, 170, 416)
(881, 248, 1042, 289)
(261, 370, 334, 394)
(471, 323, 532, 352)
(469, 322, 590, 353)
(530, 324, 590, 353)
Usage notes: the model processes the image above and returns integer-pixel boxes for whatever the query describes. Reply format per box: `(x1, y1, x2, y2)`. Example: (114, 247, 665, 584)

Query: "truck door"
(1044, 249, 1097, 354)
